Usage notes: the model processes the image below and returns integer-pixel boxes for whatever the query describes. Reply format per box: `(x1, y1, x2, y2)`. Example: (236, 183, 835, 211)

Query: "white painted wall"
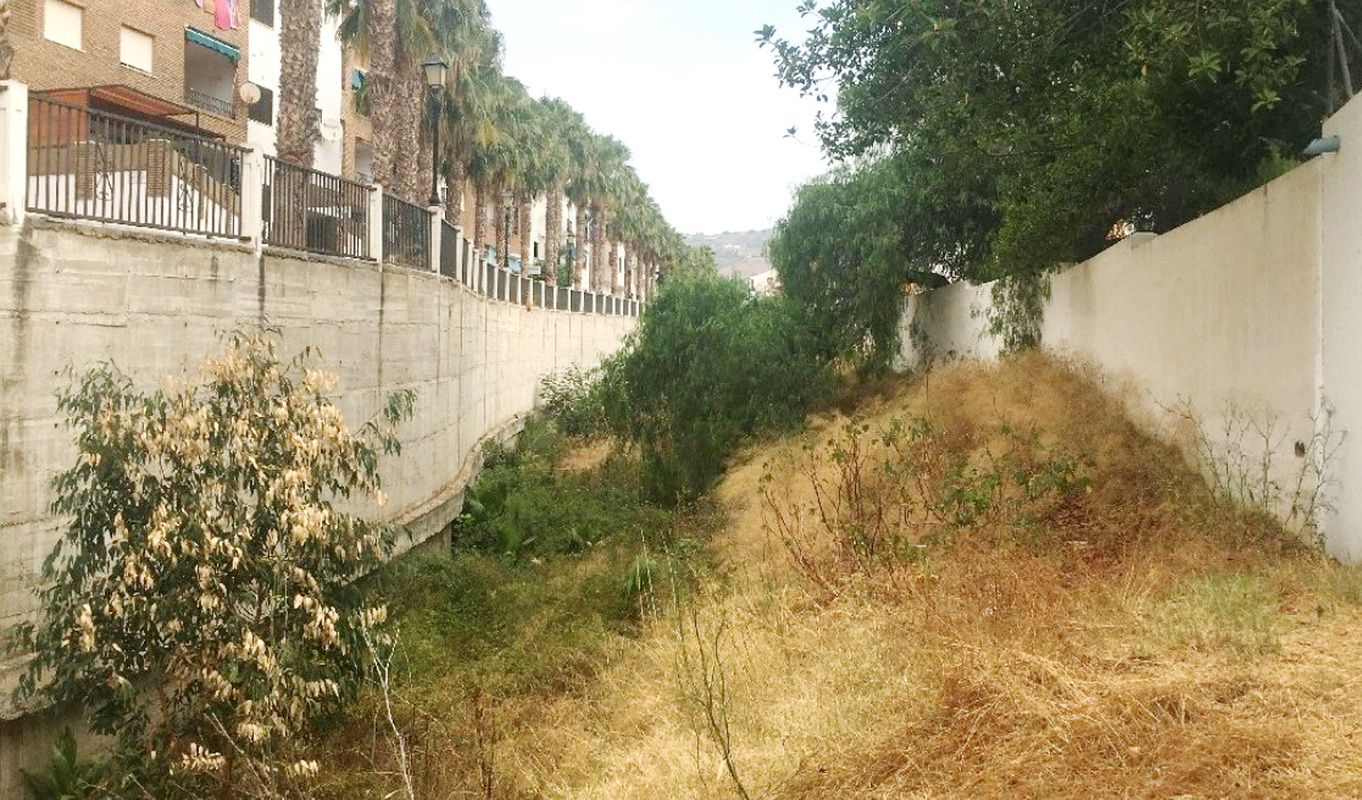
(245, 14, 345, 172)
(1319, 96, 1362, 560)
(897, 92, 1362, 558)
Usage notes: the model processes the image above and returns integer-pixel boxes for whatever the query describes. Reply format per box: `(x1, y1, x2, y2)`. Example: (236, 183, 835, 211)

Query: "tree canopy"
(763, 0, 1352, 364)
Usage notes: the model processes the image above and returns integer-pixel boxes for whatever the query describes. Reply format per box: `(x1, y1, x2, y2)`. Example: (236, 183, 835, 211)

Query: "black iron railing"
(184, 87, 235, 118)
(382, 193, 430, 270)
(26, 95, 246, 237)
(439, 219, 458, 278)
(262, 156, 371, 259)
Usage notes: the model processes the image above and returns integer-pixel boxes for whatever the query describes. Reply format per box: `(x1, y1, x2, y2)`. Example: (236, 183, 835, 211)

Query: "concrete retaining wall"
(0, 214, 632, 686)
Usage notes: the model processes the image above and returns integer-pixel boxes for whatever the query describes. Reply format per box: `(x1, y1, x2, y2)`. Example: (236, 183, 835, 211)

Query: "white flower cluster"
(179, 742, 226, 773)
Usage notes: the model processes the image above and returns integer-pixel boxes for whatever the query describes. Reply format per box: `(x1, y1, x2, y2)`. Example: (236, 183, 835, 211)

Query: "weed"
(766, 413, 1093, 590)
(1168, 398, 1344, 544)
(1150, 572, 1281, 659)
(21, 728, 104, 800)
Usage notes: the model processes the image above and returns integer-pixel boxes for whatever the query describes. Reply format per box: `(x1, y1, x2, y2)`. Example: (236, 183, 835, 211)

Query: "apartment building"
(9, 0, 369, 178)
(10, 0, 251, 140)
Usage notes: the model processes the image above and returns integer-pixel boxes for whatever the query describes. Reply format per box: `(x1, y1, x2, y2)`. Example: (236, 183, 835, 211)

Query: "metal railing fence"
(22, 97, 647, 315)
(382, 192, 431, 270)
(439, 219, 458, 277)
(262, 155, 371, 259)
(26, 95, 246, 238)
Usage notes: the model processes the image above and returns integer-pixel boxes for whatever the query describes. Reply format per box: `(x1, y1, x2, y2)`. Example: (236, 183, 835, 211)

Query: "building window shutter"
(248, 86, 274, 125)
(120, 26, 154, 72)
(43, 0, 83, 50)
(251, 0, 274, 26)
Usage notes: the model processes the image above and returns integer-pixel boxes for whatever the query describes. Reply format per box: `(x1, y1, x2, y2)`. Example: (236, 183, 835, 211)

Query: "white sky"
(487, 0, 831, 235)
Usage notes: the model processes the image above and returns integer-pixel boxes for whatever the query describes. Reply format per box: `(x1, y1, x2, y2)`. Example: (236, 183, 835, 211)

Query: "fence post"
(0, 81, 29, 226)
(368, 185, 384, 264)
(453, 226, 464, 283)
(240, 146, 265, 249)
(427, 205, 442, 273)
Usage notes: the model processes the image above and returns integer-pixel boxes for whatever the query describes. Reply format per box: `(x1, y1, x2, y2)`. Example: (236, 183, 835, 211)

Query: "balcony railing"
(184, 87, 235, 118)
(382, 192, 430, 271)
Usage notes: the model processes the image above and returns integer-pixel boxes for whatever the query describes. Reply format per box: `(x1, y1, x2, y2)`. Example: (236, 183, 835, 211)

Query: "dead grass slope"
(345, 354, 1362, 799)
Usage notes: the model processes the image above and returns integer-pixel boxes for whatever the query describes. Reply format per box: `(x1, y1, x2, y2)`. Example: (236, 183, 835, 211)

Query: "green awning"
(185, 28, 240, 63)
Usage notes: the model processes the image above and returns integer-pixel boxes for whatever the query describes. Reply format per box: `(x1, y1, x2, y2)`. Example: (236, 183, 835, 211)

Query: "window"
(43, 0, 82, 50)
(247, 86, 274, 125)
(250, 0, 274, 27)
(120, 27, 153, 73)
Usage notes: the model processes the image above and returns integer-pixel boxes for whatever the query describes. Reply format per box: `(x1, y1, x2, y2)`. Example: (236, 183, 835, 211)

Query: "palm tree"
(537, 97, 585, 284)
(468, 74, 532, 267)
(582, 134, 629, 294)
(435, 16, 499, 227)
(331, 0, 436, 198)
(564, 132, 596, 289)
(277, 0, 322, 166)
(0, 0, 13, 80)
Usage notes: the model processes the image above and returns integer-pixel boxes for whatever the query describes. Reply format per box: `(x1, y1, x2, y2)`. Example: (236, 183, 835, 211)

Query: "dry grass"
(330, 354, 1362, 799)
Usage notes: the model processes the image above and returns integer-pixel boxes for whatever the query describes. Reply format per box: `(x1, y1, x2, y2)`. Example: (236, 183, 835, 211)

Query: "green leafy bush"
(600, 272, 833, 502)
(540, 365, 607, 437)
(17, 330, 413, 798)
(455, 418, 671, 558)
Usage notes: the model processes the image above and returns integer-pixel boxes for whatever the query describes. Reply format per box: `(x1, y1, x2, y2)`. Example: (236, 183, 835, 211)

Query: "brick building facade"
(10, 0, 251, 141)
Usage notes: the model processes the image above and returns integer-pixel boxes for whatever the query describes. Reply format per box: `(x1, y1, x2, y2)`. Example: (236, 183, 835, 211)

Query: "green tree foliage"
(761, 0, 1342, 282)
(769, 161, 963, 371)
(601, 273, 831, 502)
(17, 331, 413, 797)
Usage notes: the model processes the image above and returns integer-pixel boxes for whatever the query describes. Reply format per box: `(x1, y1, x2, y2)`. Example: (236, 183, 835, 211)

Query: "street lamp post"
(421, 55, 449, 208)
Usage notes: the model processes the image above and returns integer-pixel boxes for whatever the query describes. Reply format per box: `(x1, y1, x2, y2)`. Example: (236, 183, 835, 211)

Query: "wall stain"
(0, 223, 36, 475)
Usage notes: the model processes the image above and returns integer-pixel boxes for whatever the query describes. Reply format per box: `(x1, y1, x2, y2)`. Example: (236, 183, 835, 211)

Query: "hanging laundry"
(214, 0, 231, 30)
(201, 0, 216, 20)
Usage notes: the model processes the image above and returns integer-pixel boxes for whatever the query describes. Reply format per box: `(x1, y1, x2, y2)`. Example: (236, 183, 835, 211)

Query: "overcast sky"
(487, 0, 831, 235)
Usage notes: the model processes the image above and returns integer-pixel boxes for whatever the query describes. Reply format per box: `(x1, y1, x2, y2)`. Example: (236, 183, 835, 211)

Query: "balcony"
(185, 87, 234, 118)
(184, 29, 239, 119)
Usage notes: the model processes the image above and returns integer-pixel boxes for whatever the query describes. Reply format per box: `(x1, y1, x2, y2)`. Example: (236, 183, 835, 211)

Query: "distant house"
(749, 268, 779, 297)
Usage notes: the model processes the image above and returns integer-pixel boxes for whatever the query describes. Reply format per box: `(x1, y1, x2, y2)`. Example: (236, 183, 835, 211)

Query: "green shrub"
(17, 330, 412, 797)
(454, 418, 671, 558)
(600, 273, 833, 503)
(540, 365, 606, 437)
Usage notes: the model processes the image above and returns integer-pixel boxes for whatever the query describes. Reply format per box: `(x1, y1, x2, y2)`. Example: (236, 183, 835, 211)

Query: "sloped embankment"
(510, 353, 1362, 799)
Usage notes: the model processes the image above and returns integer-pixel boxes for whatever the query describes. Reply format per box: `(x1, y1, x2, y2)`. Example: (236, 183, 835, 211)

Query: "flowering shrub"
(17, 330, 413, 796)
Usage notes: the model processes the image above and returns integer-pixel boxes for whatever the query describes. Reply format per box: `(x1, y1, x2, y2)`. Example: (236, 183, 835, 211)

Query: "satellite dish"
(238, 81, 261, 105)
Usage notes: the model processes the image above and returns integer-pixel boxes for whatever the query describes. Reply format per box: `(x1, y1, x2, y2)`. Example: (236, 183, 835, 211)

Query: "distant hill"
(687, 229, 773, 281)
